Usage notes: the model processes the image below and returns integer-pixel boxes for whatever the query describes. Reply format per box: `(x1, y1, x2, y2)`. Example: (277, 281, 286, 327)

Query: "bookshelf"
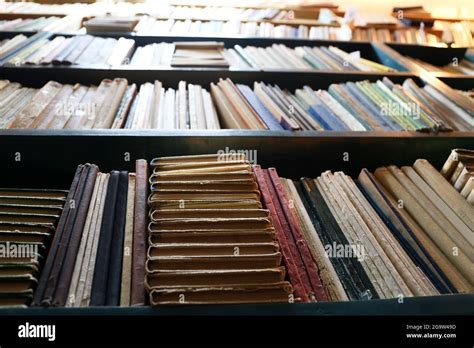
(0, 1, 472, 320)
(0, 129, 472, 315)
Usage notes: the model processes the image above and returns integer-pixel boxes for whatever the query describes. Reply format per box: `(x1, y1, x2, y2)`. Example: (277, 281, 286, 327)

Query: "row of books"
(31, 161, 149, 308)
(352, 28, 442, 46)
(224, 43, 395, 72)
(146, 154, 293, 304)
(0, 188, 67, 307)
(0, 33, 134, 66)
(1, 149, 472, 306)
(1, 77, 472, 131)
(353, 21, 473, 48)
(134, 16, 347, 40)
(441, 149, 474, 204)
(0, 16, 80, 33)
(210, 78, 472, 132)
(0, 35, 398, 73)
(144, 151, 473, 305)
(0, 2, 317, 24)
(1, 18, 471, 49)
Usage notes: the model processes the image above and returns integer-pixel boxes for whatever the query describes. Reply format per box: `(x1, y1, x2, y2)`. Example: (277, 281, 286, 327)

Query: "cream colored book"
(120, 174, 136, 306)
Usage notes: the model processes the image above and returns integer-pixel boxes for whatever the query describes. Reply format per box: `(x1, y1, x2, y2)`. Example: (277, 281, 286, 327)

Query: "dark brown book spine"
(52, 164, 98, 306)
(32, 165, 84, 306)
(41, 164, 92, 306)
(131, 159, 149, 306)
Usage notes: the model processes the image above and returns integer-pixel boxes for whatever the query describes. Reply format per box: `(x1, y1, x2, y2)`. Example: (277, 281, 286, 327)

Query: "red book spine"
(253, 165, 308, 302)
(269, 168, 329, 302)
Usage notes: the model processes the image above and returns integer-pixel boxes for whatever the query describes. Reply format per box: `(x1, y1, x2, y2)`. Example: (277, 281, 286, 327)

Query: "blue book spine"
(307, 93, 349, 131)
(237, 84, 285, 131)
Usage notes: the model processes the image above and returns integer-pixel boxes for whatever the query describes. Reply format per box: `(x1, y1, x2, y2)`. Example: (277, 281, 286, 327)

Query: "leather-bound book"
(105, 171, 128, 306)
(90, 171, 120, 306)
(131, 159, 149, 306)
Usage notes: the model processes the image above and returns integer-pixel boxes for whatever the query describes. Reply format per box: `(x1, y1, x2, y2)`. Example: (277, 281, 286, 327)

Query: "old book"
(358, 169, 455, 294)
(440, 149, 474, 179)
(299, 178, 375, 301)
(78, 173, 109, 307)
(147, 253, 282, 272)
(150, 209, 268, 221)
(120, 174, 135, 306)
(9, 81, 63, 129)
(66, 171, 103, 307)
(131, 159, 148, 306)
(253, 165, 308, 302)
(268, 168, 328, 301)
(149, 228, 276, 245)
(32, 165, 85, 306)
(413, 159, 474, 236)
(51, 165, 98, 306)
(150, 283, 292, 305)
(336, 172, 435, 296)
(374, 166, 473, 285)
(171, 41, 229, 68)
(401, 166, 473, 251)
(105, 171, 128, 306)
(145, 267, 286, 289)
(148, 242, 279, 257)
(282, 179, 348, 301)
(90, 171, 120, 306)
(84, 17, 139, 33)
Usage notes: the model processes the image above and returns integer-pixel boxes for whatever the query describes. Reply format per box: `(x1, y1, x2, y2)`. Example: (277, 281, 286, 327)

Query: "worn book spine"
(131, 159, 149, 306)
(268, 168, 328, 302)
(90, 171, 120, 306)
(31, 165, 83, 306)
(42, 164, 95, 306)
(253, 165, 307, 302)
(105, 171, 129, 306)
(120, 174, 136, 306)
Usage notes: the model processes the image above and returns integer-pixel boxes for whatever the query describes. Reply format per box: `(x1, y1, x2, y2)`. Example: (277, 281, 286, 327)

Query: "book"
(146, 154, 293, 305)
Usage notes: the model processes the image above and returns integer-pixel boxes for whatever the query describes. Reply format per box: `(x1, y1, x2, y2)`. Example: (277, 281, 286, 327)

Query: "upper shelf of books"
(0, 2, 472, 47)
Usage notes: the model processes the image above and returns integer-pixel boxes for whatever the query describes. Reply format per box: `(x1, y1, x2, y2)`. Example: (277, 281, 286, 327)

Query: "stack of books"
(32, 161, 149, 307)
(441, 149, 474, 204)
(1, 77, 472, 131)
(0, 188, 67, 307)
(171, 42, 229, 67)
(83, 17, 140, 33)
(146, 154, 293, 305)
